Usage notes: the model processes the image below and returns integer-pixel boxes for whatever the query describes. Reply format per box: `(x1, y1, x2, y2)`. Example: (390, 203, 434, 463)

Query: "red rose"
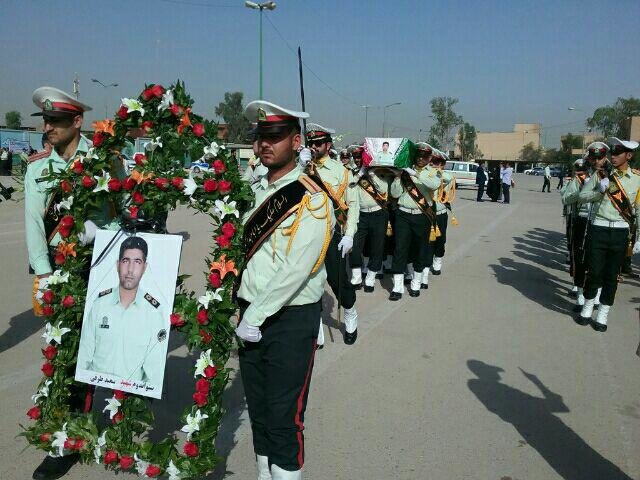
(154, 177, 169, 190)
(134, 153, 147, 165)
(193, 123, 205, 137)
(192, 390, 208, 407)
(150, 84, 165, 97)
(60, 215, 74, 228)
(54, 253, 66, 265)
(113, 390, 126, 400)
(43, 345, 57, 360)
(219, 179, 232, 194)
(71, 161, 84, 175)
(212, 159, 226, 174)
(196, 310, 209, 326)
(82, 175, 95, 189)
(204, 365, 218, 378)
(128, 206, 139, 219)
(221, 222, 236, 239)
(61, 180, 73, 193)
(39, 433, 51, 442)
(215, 235, 231, 249)
(42, 305, 54, 317)
(74, 439, 85, 450)
(132, 191, 145, 205)
(200, 328, 212, 344)
(195, 378, 210, 394)
(41, 362, 54, 377)
(123, 177, 136, 191)
(58, 226, 71, 238)
(183, 441, 199, 457)
(170, 104, 182, 116)
(42, 290, 55, 305)
(108, 178, 122, 192)
(112, 411, 124, 424)
(117, 105, 129, 120)
(27, 406, 41, 420)
(145, 465, 161, 477)
(171, 177, 184, 189)
(141, 88, 153, 101)
(203, 179, 218, 192)
(209, 272, 221, 288)
(62, 295, 75, 308)
(92, 132, 105, 147)
(141, 120, 154, 133)
(63, 438, 74, 450)
(170, 313, 185, 327)
(119, 455, 134, 470)
(103, 450, 118, 465)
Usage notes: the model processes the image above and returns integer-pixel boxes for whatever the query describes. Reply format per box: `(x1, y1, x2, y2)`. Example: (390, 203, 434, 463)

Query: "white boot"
(432, 256, 443, 274)
(404, 263, 414, 283)
(593, 304, 610, 332)
(421, 269, 430, 289)
(350, 268, 362, 287)
(571, 285, 578, 294)
(344, 307, 358, 334)
(575, 287, 585, 309)
(409, 270, 421, 296)
(363, 270, 376, 292)
(257, 455, 272, 480)
(390, 273, 404, 300)
(577, 297, 595, 325)
(594, 287, 602, 306)
(271, 464, 302, 480)
(317, 318, 324, 347)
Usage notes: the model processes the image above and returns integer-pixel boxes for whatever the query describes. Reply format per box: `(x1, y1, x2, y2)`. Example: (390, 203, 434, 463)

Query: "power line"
(157, 0, 242, 8)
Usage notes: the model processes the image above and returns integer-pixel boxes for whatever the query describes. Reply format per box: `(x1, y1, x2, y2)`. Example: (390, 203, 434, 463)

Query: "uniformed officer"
(339, 148, 354, 169)
(430, 149, 455, 275)
(25, 87, 121, 480)
(76, 236, 167, 383)
(237, 100, 335, 480)
(349, 144, 390, 292)
(389, 142, 441, 299)
(305, 123, 360, 345)
(576, 137, 640, 331)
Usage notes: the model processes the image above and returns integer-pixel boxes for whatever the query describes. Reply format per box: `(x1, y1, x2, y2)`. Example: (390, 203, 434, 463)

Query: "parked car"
(530, 167, 544, 176)
(443, 161, 478, 187)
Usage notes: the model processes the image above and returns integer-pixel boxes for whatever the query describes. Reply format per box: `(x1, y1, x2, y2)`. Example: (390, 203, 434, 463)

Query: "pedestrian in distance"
(475, 160, 486, 201)
(542, 165, 551, 192)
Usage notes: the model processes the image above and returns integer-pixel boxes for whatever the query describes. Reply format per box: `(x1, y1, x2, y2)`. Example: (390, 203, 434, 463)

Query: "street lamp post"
(568, 106, 587, 151)
(245, 1, 276, 99)
(382, 102, 401, 137)
(91, 78, 118, 118)
(361, 105, 371, 137)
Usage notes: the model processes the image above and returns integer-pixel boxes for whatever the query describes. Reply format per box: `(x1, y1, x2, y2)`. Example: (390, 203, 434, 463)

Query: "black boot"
(33, 454, 80, 480)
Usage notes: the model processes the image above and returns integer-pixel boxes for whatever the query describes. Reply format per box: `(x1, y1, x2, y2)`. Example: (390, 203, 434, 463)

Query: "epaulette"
(632, 168, 640, 176)
(297, 174, 323, 194)
(98, 288, 113, 298)
(144, 292, 160, 308)
(28, 150, 50, 163)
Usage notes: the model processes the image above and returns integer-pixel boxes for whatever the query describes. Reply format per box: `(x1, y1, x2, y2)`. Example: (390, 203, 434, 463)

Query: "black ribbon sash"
(358, 174, 387, 209)
(400, 172, 436, 223)
(607, 174, 634, 226)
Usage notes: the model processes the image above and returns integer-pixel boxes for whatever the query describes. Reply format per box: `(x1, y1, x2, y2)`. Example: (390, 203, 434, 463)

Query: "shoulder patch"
(144, 293, 160, 308)
(297, 174, 322, 194)
(28, 150, 50, 163)
(98, 288, 113, 298)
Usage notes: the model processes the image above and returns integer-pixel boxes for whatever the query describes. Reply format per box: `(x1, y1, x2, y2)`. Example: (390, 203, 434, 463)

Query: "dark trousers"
(584, 226, 629, 305)
(325, 230, 357, 309)
(350, 209, 388, 272)
(542, 177, 551, 192)
(239, 301, 321, 471)
(476, 182, 485, 201)
(391, 209, 432, 273)
(557, 176, 564, 189)
(569, 216, 589, 287)
(433, 212, 448, 258)
(502, 183, 510, 203)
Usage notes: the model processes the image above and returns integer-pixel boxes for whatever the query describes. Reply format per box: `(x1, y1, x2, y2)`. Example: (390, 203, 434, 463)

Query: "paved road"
(0, 174, 638, 480)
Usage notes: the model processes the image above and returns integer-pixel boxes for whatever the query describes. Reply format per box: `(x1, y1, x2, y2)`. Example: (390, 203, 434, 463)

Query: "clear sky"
(2, 0, 639, 147)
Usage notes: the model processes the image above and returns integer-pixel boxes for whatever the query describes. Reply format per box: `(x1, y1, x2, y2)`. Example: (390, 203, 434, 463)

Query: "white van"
(444, 161, 478, 187)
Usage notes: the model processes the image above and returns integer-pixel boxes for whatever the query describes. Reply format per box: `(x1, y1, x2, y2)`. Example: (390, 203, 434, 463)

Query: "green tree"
(560, 133, 584, 152)
(427, 97, 463, 153)
(587, 96, 640, 139)
(5, 111, 22, 129)
(457, 122, 482, 160)
(520, 142, 543, 164)
(214, 92, 251, 143)
(543, 148, 572, 166)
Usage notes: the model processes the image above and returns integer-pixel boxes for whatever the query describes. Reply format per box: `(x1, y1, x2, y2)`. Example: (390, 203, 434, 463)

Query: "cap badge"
(257, 108, 267, 122)
(44, 99, 53, 111)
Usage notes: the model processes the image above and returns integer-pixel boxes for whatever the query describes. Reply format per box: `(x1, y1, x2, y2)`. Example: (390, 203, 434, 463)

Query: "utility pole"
(361, 105, 371, 137)
(73, 73, 79, 99)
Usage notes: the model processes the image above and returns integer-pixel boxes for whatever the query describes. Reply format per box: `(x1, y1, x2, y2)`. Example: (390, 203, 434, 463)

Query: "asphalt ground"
(0, 173, 638, 480)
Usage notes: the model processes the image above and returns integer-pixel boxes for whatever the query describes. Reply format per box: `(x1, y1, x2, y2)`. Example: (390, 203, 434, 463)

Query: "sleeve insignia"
(144, 293, 160, 308)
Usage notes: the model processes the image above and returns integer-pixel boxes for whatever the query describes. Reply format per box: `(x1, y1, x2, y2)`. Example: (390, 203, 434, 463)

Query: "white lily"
(214, 196, 240, 220)
(183, 175, 198, 197)
(194, 349, 213, 378)
(49, 423, 68, 457)
(93, 431, 107, 463)
(31, 380, 52, 403)
(92, 171, 111, 193)
(47, 270, 70, 285)
(122, 98, 145, 116)
(146, 136, 163, 152)
(134, 453, 150, 476)
(55, 196, 74, 213)
(42, 322, 71, 345)
(85, 148, 99, 160)
(103, 397, 121, 420)
(203, 142, 220, 159)
(197, 288, 222, 310)
(167, 460, 182, 479)
(158, 89, 174, 112)
(181, 409, 209, 439)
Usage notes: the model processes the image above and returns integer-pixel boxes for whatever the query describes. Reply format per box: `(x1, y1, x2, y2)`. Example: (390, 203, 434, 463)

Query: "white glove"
(356, 166, 367, 178)
(403, 167, 417, 176)
(337, 235, 353, 258)
(235, 318, 262, 342)
(633, 241, 640, 255)
(599, 178, 610, 193)
(38, 276, 50, 291)
(298, 148, 313, 167)
(78, 220, 97, 246)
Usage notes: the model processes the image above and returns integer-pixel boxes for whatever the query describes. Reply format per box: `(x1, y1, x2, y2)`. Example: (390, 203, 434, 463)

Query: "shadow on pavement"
(467, 360, 633, 480)
(0, 309, 42, 354)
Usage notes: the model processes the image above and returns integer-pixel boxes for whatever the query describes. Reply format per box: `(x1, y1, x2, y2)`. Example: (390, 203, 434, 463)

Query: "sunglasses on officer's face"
(307, 139, 328, 148)
(611, 147, 629, 156)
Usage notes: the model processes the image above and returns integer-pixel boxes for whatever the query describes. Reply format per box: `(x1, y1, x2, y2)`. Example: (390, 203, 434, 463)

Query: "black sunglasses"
(611, 147, 629, 156)
(307, 139, 328, 148)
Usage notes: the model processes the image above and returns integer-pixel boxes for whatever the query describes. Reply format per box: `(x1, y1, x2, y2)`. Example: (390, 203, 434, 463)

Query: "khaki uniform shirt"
(390, 166, 442, 209)
(561, 169, 593, 216)
(357, 171, 388, 210)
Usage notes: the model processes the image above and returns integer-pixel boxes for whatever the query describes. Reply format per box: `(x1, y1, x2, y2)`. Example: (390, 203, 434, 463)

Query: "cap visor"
(31, 110, 79, 118)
